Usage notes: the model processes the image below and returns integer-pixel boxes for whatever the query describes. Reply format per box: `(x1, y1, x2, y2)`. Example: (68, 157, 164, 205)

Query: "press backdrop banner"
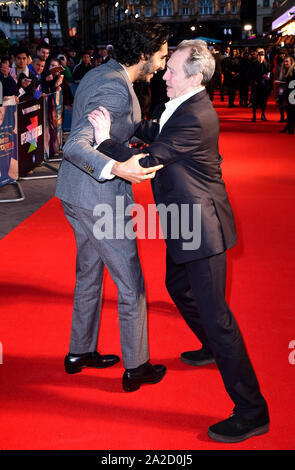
(0, 105, 18, 187)
(44, 91, 63, 159)
(17, 98, 44, 177)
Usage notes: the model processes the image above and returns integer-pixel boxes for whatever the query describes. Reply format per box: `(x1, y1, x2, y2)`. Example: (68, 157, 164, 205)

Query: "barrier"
(44, 91, 63, 161)
(0, 105, 24, 202)
(19, 91, 63, 180)
(0, 105, 18, 186)
(17, 97, 45, 177)
(0, 91, 64, 199)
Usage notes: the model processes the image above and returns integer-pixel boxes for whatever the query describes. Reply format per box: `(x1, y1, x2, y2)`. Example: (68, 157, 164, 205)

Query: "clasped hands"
(88, 106, 163, 184)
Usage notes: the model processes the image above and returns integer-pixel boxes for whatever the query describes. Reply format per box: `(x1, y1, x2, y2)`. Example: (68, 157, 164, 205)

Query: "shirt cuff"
(99, 159, 116, 180)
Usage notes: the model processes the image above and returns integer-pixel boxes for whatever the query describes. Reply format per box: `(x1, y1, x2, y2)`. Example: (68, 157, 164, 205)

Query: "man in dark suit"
(89, 39, 269, 443)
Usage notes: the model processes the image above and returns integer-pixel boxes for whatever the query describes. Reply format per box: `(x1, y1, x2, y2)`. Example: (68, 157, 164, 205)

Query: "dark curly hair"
(113, 20, 170, 67)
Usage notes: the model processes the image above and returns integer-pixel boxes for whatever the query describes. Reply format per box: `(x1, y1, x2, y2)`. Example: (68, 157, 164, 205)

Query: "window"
(158, 0, 173, 17)
(183, 7, 190, 15)
(263, 0, 270, 7)
(145, 7, 152, 17)
(199, 0, 214, 15)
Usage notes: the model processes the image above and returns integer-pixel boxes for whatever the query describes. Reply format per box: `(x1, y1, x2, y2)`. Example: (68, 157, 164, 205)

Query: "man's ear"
(140, 53, 148, 63)
(191, 72, 203, 87)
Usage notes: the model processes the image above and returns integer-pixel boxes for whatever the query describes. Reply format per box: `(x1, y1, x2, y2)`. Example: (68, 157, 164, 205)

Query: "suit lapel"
(129, 85, 142, 125)
(159, 89, 208, 134)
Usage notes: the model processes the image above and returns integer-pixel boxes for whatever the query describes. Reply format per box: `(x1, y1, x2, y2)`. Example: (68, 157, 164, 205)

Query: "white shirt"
(99, 85, 205, 180)
(159, 86, 205, 132)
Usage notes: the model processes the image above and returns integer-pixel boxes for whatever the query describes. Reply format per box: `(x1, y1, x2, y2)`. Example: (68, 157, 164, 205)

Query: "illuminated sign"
(272, 7, 295, 30)
(281, 20, 295, 36)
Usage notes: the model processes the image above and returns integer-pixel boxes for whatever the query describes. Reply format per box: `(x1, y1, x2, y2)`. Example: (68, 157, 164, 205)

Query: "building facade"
(257, 0, 276, 35)
(67, 0, 79, 38)
(79, 0, 244, 47)
(0, 1, 61, 42)
(271, 0, 295, 47)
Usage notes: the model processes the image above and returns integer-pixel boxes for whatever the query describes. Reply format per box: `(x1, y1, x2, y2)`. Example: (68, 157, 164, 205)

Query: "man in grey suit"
(55, 22, 169, 392)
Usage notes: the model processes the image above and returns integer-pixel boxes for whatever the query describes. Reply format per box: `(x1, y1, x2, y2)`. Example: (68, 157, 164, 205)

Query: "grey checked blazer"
(55, 59, 142, 210)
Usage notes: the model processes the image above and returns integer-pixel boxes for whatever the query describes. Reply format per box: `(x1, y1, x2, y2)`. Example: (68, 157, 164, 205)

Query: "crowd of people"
(0, 39, 294, 134)
(0, 41, 114, 109)
(207, 44, 295, 133)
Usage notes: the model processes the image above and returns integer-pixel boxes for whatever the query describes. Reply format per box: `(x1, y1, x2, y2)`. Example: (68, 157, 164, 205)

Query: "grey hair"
(175, 40, 216, 85)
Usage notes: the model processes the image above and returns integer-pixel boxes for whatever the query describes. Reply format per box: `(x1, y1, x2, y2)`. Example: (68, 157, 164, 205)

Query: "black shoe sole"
(180, 356, 216, 367)
(65, 358, 120, 374)
(207, 423, 269, 443)
(123, 370, 167, 392)
(65, 365, 83, 374)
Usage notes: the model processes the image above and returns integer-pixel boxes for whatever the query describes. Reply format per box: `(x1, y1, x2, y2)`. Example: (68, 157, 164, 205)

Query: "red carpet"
(0, 96, 295, 450)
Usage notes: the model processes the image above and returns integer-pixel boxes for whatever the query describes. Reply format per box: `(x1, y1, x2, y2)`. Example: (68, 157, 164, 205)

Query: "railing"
(0, 91, 65, 202)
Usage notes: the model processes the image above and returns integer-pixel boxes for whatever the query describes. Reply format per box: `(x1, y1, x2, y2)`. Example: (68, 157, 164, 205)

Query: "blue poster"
(0, 105, 18, 188)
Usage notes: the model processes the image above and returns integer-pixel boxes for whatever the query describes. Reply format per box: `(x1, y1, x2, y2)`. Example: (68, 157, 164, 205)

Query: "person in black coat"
(72, 51, 93, 84)
(0, 58, 18, 104)
(250, 49, 271, 122)
(17, 69, 37, 102)
(239, 51, 251, 107)
(88, 39, 269, 444)
(9, 47, 37, 103)
(223, 49, 240, 107)
(280, 62, 295, 134)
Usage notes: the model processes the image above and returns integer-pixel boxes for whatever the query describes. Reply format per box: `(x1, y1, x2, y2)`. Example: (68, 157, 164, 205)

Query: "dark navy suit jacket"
(99, 89, 237, 264)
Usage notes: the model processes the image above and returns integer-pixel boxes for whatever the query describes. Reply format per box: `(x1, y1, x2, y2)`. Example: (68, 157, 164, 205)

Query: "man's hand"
(111, 154, 163, 184)
(21, 78, 32, 88)
(88, 106, 111, 145)
(55, 75, 64, 87)
(88, 106, 163, 183)
(0, 63, 10, 77)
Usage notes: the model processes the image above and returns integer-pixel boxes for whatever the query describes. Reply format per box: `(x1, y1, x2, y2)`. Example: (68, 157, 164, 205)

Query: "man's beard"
(137, 58, 155, 83)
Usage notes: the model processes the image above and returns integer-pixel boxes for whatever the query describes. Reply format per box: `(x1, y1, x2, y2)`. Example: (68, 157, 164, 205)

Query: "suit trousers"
(62, 201, 149, 369)
(165, 250, 268, 419)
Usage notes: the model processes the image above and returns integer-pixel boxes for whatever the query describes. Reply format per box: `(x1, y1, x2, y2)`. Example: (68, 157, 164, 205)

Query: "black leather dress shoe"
(207, 414, 269, 443)
(65, 351, 120, 374)
(123, 361, 166, 392)
(280, 126, 288, 133)
(180, 347, 216, 366)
